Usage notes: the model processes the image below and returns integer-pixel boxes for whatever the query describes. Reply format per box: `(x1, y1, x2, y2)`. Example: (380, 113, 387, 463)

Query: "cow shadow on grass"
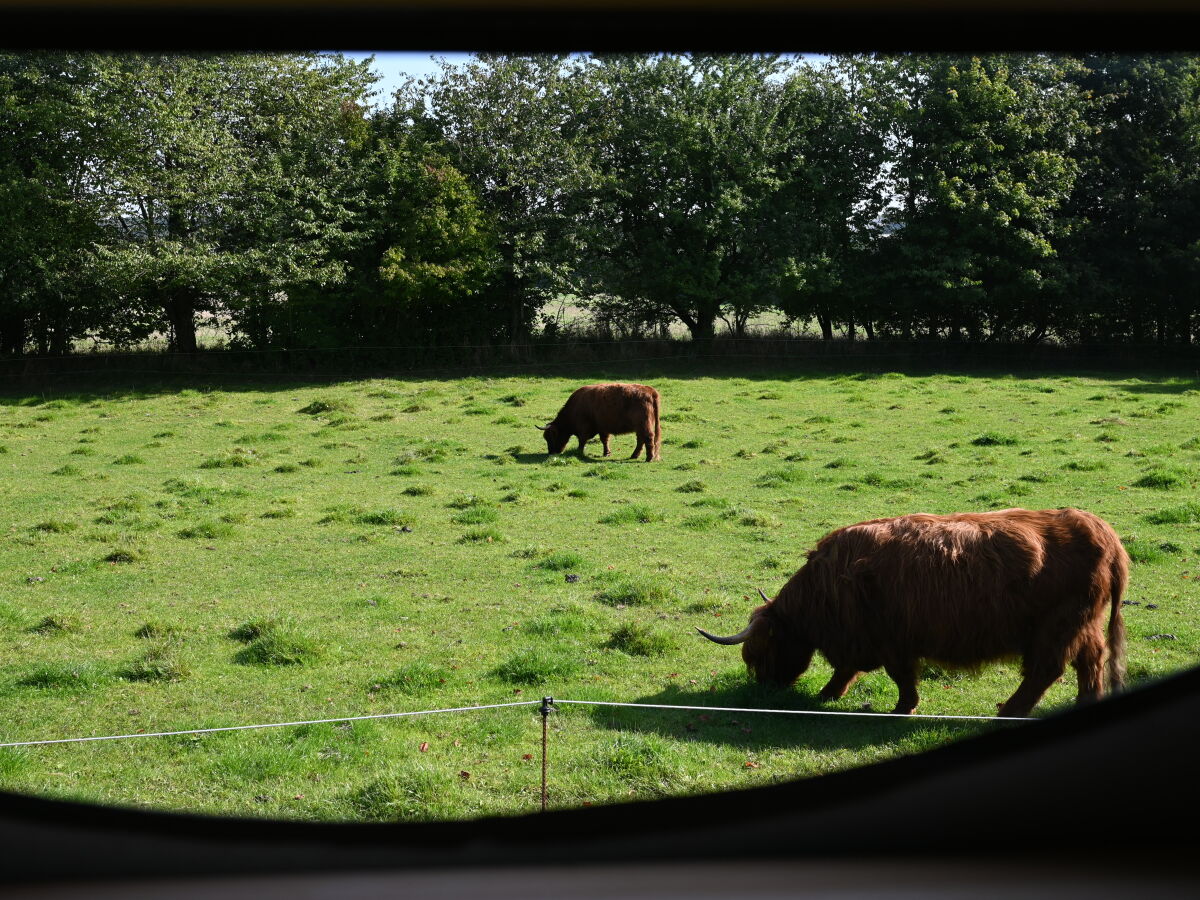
(509, 452, 644, 466)
(582, 679, 1000, 754)
(1107, 378, 1200, 395)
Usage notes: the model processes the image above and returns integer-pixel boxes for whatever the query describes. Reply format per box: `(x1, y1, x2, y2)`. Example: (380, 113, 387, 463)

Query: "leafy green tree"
(280, 124, 501, 348)
(87, 53, 375, 353)
(397, 54, 597, 342)
(0, 53, 108, 355)
(579, 54, 822, 344)
(775, 54, 900, 341)
(873, 54, 1087, 342)
(1063, 54, 1200, 344)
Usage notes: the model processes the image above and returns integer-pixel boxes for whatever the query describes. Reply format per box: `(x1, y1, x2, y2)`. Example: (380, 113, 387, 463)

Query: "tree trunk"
(817, 312, 833, 342)
(688, 315, 716, 351)
(50, 319, 71, 356)
(0, 312, 26, 356)
(166, 294, 198, 354)
(505, 270, 527, 344)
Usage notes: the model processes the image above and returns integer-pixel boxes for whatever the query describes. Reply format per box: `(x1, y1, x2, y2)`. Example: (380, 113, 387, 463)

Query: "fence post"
(539, 696, 556, 812)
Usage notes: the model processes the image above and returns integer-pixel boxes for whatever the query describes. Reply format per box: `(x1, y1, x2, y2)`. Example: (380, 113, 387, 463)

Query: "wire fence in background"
(4, 335, 1199, 390)
(0, 696, 1036, 814)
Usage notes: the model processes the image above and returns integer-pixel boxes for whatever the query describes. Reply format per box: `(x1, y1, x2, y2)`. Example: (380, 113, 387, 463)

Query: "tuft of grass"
(298, 398, 355, 416)
(582, 466, 628, 481)
(598, 734, 674, 791)
(595, 577, 677, 607)
(1133, 467, 1191, 490)
(756, 467, 806, 488)
(1144, 503, 1200, 525)
(162, 478, 248, 501)
(675, 479, 707, 493)
(199, 453, 255, 469)
(452, 507, 498, 525)
(1063, 460, 1107, 472)
(103, 546, 144, 564)
(349, 769, 455, 822)
(522, 608, 595, 638)
(51, 464, 83, 476)
(177, 521, 236, 540)
(536, 550, 585, 571)
(16, 662, 109, 692)
(229, 617, 283, 642)
(1123, 539, 1167, 565)
(599, 504, 663, 525)
(458, 527, 505, 543)
(135, 621, 180, 641)
(234, 629, 322, 666)
(971, 432, 1019, 447)
(355, 509, 411, 526)
(113, 454, 146, 465)
(491, 647, 582, 685)
(605, 622, 676, 657)
(34, 519, 77, 534)
(402, 484, 435, 497)
(373, 662, 451, 695)
(30, 615, 78, 635)
(123, 643, 189, 682)
(738, 510, 781, 529)
(0, 601, 25, 628)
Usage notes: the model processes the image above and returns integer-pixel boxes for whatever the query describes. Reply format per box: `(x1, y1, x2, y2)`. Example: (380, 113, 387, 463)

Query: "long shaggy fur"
(734, 508, 1129, 717)
(542, 383, 662, 461)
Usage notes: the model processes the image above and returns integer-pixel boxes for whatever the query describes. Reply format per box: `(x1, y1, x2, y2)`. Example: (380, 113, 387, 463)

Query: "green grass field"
(1, 363, 1198, 821)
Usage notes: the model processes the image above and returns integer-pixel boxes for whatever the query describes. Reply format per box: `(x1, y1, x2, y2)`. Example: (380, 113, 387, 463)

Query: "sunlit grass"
(0, 366, 1197, 822)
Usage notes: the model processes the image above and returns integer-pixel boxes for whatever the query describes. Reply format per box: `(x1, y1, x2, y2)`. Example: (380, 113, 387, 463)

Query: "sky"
(339, 52, 480, 106)
(339, 51, 828, 108)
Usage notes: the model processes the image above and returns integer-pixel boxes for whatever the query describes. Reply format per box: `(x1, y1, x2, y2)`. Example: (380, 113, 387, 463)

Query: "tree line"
(1, 52, 1197, 356)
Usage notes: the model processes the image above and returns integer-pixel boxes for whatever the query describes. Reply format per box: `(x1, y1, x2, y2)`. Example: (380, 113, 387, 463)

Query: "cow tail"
(653, 391, 662, 460)
(1106, 553, 1128, 693)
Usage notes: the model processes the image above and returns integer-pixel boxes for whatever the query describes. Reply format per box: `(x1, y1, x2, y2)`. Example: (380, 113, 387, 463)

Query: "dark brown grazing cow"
(539, 383, 662, 462)
(698, 507, 1128, 717)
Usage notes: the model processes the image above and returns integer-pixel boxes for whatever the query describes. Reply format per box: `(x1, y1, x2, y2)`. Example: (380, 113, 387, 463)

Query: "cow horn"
(758, 588, 771, 604)
(696, 621, 755, 645)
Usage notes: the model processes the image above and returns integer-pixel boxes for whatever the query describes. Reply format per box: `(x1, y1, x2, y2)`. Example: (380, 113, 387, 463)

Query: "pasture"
(1, 363, 1198, 822)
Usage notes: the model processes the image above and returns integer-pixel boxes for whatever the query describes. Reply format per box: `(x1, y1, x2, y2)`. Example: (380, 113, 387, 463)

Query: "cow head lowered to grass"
(698, 507, 1129, 718)
(539, 382, 662, 461)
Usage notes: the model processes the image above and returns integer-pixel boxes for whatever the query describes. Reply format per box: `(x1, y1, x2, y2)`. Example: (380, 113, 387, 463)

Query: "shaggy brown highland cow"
(539, 383, 662, 462)
(699, 507, 1128, 717)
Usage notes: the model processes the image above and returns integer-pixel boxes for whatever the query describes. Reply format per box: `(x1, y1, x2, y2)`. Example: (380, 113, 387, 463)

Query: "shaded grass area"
(0, 367, 1198, 822)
